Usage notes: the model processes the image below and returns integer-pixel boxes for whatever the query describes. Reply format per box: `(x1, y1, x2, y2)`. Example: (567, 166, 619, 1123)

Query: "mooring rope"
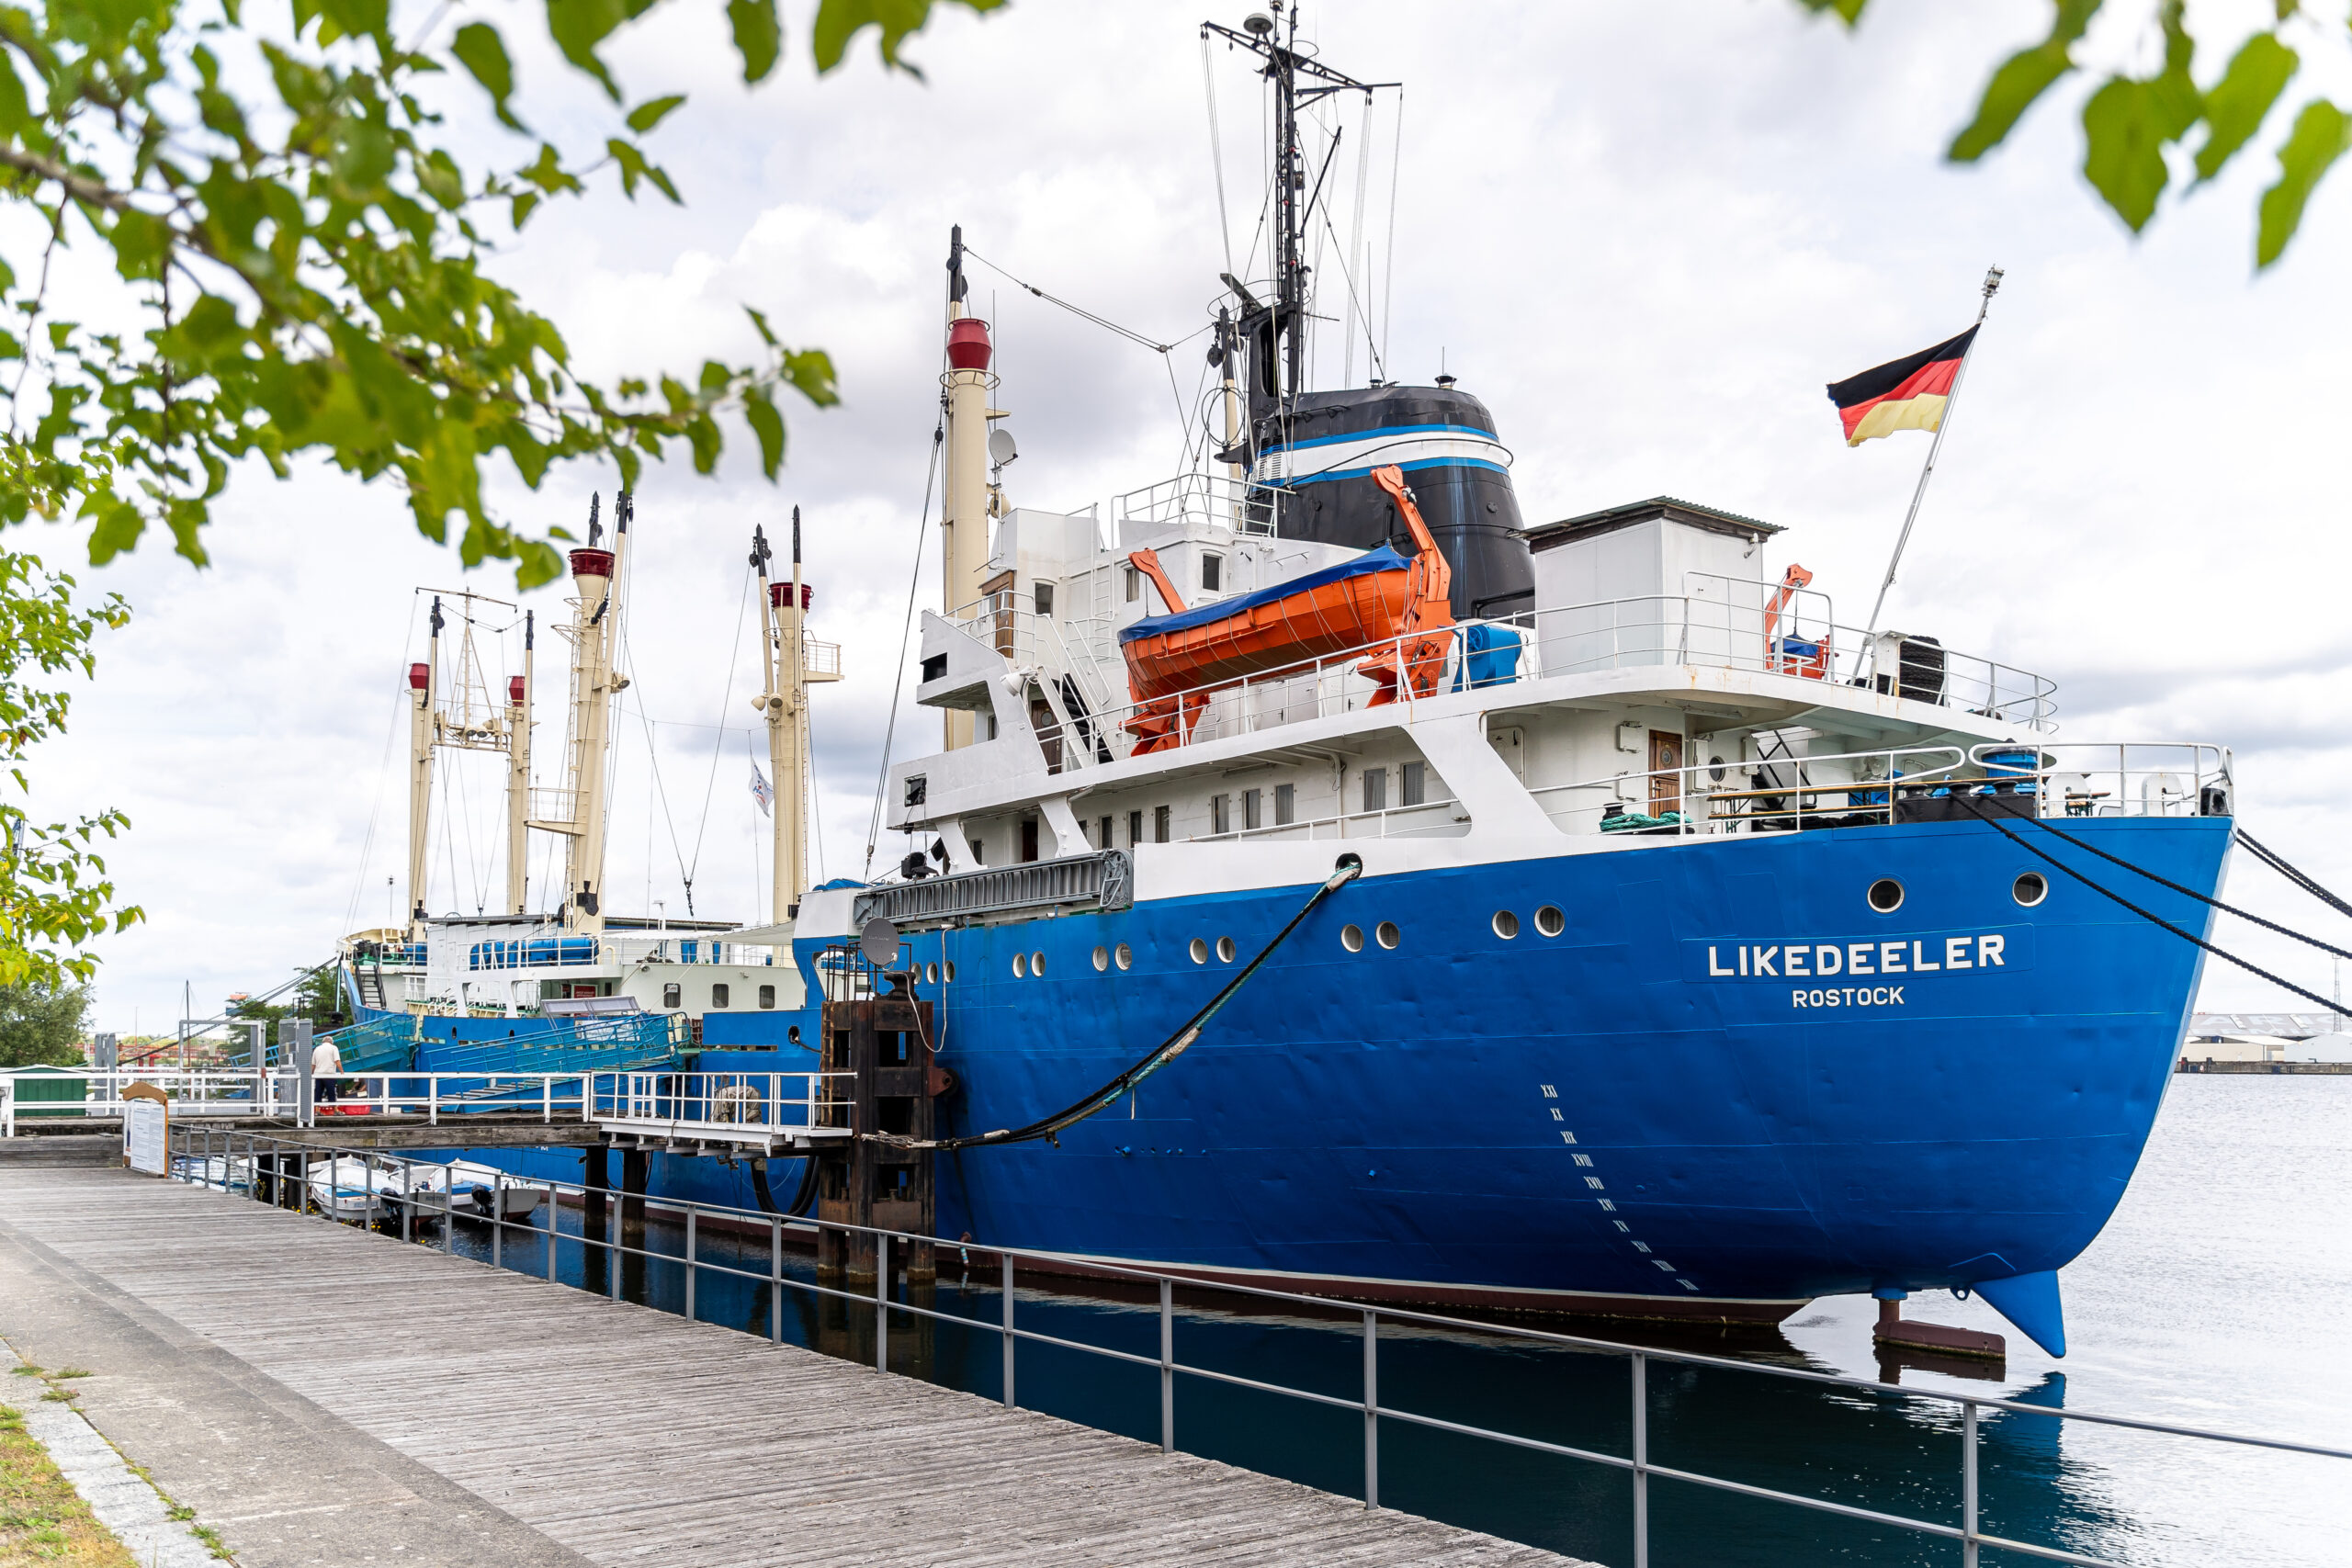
(869, 857, 1363, 1152)
(1957, 797, 2343, 1013)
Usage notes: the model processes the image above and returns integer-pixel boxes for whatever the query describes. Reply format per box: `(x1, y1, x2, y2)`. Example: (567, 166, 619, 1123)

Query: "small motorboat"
(1118, 466, 1453, 750)
(392, 1159, 548, 1223)
(303, 1156, 393, 1221)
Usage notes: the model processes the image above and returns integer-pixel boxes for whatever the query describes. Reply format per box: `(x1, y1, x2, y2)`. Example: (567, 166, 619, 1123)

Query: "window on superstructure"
(662, 983, 680, 1009)
(1401, 761, 1426, 807)
(969, 838, 985, 865)
(758, 985, 775, 1010)
(1275, 783, 1295, 825)
(1125, 566, 1141, 603)
(1034, 582, 1055, 616)
(1211, 794, 1230, 835)
(1201, 555, 1222, 592)
(1243, 788, 1261, 830)
(983, 710, 998, 740)
(1363, 768, 1388, 813)
(1128, 809, 1144, 846)
(1154, 806, 1170, 843)
(711, 983, 730, 1010)
(1100, 816, 1114, 849)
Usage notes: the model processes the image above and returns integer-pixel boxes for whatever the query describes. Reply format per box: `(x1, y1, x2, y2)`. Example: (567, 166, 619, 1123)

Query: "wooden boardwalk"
(0, 1168, 1583, 1567)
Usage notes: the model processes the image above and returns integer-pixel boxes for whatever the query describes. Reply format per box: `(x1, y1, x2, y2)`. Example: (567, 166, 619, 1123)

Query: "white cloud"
(35, 0, 2352, 1026)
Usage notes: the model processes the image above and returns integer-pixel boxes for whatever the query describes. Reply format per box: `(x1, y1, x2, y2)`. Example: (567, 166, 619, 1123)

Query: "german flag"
(1827, 326, 1977, 446)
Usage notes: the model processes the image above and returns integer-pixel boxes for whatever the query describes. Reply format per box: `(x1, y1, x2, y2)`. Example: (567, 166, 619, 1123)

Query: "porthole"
(1189, 937, 1210, 964)
(1867, 877, 1905, 914)
(1216, 935, 1237, 963)
(1012, 952, 1028, 977)
(1031, 951, 1046, 976)
(1376, 920, 1401, 950)
(923, 962, 939, 983)
(2013, 872, 2048, 908)
(1492, 910, 1521, 940)
(1114, 942, 1134, 971)
(1092, 945, 1110, 972)
(1535, 905, 1566, 938)
(944, 961, 956, 982)
(1341, 923, 1365, 953)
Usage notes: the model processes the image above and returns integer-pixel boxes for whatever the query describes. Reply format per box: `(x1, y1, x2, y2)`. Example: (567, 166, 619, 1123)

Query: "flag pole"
(1863, 265, 2004, 641)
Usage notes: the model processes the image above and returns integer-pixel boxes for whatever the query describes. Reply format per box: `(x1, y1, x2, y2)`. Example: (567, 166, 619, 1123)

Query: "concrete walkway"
(0, 1167, 1583, 1568)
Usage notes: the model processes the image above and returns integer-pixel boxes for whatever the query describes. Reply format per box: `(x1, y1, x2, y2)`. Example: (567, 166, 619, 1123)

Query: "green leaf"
(1948, 0, 2104, 163)
(545, 0, 652, 103)
(2081, 70, 2199, 233)
(108, 210, 174, 282)
(625, 94, 685, 133)
(743, 387, 785, 478)
(2194, 31, 2298, 184)
(744, 306, 778, 348)
(812, 0, 1005, 76)
(2256, 97, 2350, 267)
(83, 496, 145, 565)
(1792, 0, 1870, 24)
(451, 23, 526, 131)
(727, 0, 782, 83)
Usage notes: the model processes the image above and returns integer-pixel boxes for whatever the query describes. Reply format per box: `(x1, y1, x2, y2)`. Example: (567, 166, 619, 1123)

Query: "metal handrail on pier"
(164, 1127, 2352, 1568)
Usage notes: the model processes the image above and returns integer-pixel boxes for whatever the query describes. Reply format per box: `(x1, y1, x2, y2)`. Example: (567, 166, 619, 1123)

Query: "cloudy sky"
(34, 0, 2352, 1033)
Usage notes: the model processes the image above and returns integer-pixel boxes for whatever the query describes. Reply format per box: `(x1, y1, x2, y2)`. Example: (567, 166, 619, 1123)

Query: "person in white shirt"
(311, 1036, 344, 1105)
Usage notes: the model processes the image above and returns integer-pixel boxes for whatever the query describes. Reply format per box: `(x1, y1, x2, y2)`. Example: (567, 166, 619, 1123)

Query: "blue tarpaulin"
(1117, 544, 1412, 644)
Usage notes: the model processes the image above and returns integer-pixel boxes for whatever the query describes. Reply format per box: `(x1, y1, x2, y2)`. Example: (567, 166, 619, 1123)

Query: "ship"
(337, 6, 2233, 1355)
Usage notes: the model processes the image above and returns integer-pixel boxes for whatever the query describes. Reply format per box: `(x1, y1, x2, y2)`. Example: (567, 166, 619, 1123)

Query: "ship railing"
(600, 936, 781, 967)
(1987, 740, 2235, 820)
(526, 785, 582, 827)
(1530, 744, 1973, 838)
(1526, 739, 2236, 840)
(1113, 469, 1282, 540)
(801, 637, 842, 680)
(585, 1069, 854, 1146)
(167, 1126, 2352, 1568)
(0, 1067, 604, 1134)
(1072, 591, 2058, 765)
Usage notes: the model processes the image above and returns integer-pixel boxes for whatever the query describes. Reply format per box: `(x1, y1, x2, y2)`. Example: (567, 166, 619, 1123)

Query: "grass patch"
(0, 1403, 139, 1566)
(5, 1369, 40, 1379)
(49, 1373, 91, 1383)
(36, 1391, 74, 1404)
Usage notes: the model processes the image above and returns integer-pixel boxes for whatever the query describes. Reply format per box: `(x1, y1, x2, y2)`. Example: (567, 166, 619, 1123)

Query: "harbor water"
(434, 1076, 2347, 1565)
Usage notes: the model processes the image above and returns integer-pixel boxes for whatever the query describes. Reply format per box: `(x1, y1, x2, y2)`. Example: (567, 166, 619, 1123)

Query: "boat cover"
(1117, 544, 1413, 644)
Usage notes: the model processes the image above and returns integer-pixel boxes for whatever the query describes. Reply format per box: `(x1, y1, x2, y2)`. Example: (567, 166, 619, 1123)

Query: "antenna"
(1202, 7, 1396, 445)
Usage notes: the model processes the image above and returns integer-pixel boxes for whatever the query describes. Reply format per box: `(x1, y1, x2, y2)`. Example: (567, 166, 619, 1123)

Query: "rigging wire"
(1201, 32, 1235, 278)
(684, 564, 755, 899)
(862, 422, 947, 879)
(343, 601, 422, 933)
(961, 247, 1211, 359)
(1382, 87, 1404, 375)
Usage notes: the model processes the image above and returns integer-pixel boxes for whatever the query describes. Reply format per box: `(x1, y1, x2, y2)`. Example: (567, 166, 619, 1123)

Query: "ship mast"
(403, 590, 531, 935)
(1202, 6, 1390, 455)
(940, 225, 995, 751)
(527, 492, 631, 935)
(752, 508, 841, 920)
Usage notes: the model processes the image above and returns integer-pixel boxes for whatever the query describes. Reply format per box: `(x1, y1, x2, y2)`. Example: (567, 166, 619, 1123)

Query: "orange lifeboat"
(1119, 467, 1454, 752)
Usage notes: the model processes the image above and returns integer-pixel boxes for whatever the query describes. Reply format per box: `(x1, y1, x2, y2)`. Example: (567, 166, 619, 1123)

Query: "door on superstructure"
(1649, 730, 1683, 816)
(1029, 693, 1063, 773)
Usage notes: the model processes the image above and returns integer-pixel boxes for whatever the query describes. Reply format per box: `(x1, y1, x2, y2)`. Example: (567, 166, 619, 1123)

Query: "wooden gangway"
(0, 1166, 1576, 1566)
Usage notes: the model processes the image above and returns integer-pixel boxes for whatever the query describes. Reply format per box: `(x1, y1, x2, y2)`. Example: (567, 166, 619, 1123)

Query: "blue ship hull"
(406, 816, 2228, 1323)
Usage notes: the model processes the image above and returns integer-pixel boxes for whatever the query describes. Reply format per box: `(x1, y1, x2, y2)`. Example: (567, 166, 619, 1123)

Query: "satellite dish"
(859, 917, 900, 967)
(1244, 12, 1274, 35)
(988, 427, 1018, 467)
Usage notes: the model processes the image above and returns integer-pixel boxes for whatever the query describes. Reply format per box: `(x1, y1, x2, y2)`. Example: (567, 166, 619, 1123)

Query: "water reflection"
(396, 1202, 2208, 1568)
